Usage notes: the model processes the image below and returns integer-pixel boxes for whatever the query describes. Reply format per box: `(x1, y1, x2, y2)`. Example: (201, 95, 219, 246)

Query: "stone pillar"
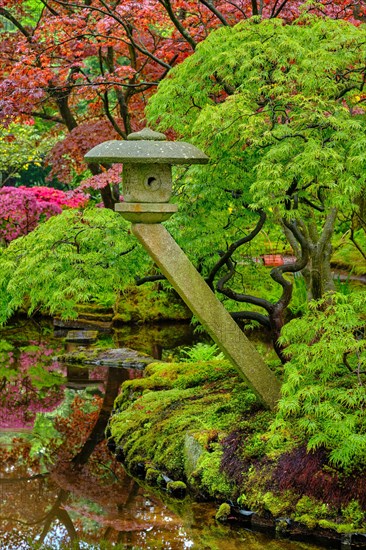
(132, 223, 281, 410)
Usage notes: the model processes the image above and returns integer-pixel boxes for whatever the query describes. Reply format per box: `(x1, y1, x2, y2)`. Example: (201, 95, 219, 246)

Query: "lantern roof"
(84, 128, 209, 165)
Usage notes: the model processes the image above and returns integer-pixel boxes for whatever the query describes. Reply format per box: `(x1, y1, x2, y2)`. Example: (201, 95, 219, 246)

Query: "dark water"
(0, 320, 331, 549)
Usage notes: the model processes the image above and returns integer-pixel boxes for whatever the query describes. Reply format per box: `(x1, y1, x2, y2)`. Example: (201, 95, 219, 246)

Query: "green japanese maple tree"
(147, 15, 366, 344)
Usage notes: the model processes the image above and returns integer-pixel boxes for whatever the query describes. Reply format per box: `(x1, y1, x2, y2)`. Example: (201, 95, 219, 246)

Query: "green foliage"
(20, 0, 44, 26)
(0, 122, 55, 184)
(0, 207, 151, 323)
(113, 286, 190, 324)
(0, 339, 14, 352)
(179, 343, 225, 362)
(0, 339, 17, 379)
(332, 228, 366, 276)
(148, 16, 366, 217)
(271, 292, 366, 470)
(27, 364, 65, 389)
(342, 500, 365, 528)
(28, 415, 63, 462)
(287, 275, 308, 315)
(148, 16, 366, 305)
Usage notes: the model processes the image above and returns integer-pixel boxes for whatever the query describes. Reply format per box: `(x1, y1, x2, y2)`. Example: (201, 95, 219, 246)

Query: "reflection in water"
(1, 458, 324, 550)
(0, 321, 324, 549)
(0, 340, 65, 430)
(113, 322, 195, 360)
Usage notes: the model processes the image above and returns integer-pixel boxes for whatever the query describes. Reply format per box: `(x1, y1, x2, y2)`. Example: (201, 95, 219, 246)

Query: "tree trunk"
(307, 238, 335, 300)
(297, 209, 337, 300)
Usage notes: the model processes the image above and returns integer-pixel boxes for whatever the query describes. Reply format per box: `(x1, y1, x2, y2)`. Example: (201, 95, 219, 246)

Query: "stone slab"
(115, 202, 178, 223)
(65, 330, 99, 343)
(56, 347, 154, 369)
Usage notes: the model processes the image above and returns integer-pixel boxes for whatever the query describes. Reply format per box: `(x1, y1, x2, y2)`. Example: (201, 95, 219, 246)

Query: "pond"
(0, 319, 335, 549)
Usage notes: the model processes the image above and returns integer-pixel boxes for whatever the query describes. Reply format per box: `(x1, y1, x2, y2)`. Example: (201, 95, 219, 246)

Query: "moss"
(296, 514, 318, 530)
(342, 500, 365, 527)
(57, 351, 91, 364)
(292, 495, 366, 534)
(262, 491, 294, 517)
(275, 518, 291, 535)
(295, 495, 328, 517)
(215, 503, 231, 522)
(145, 468, 160, 484)
(166, 480, 187, 498)
(75, 304, 113, 315)
(238, 488, 365, 534)
(109, 358, 261, 496)
(113, 286, 191, 324)
(195, 447, 233, 500)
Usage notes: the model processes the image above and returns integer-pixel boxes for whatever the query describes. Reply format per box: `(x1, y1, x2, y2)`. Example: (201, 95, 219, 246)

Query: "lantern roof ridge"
(127, 128, 167, 141)
(84, 128, 209, 165)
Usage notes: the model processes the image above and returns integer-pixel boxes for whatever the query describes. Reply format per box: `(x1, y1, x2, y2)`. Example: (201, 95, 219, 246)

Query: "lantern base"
(115, 202, 178, 223)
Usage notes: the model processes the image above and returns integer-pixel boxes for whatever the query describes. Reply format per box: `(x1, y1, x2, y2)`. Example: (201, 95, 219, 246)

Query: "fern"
(180, 343, 225, 362)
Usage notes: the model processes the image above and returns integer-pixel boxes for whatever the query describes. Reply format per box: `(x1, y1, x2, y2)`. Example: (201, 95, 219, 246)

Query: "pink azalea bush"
(0, 186, 89, 243)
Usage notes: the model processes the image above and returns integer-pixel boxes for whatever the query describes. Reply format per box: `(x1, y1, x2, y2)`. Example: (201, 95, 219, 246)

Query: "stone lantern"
(84, 127, 209, 223)
(84, 129, 281, 410)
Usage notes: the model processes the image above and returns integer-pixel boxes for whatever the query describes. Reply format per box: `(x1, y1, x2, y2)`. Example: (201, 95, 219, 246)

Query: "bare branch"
(199, 0, 230, 26)
(0, 8, 32, 40)
(251, 0, 259, 16)
(225, 0, 248, 18)
(158, 0, 197, 50)
(350, 225, 366, 260)
(318, 207, 337, 252)
(206, 208, 266, 288)
(272, 0, 291, 18)
(52, 0, 173, 70)
(136, 274, 166, 285)
(231, 310, 271, 329)
(217, 258, 275, 314)
(40, 0, 59, 16)
(29, 111, 64, 124)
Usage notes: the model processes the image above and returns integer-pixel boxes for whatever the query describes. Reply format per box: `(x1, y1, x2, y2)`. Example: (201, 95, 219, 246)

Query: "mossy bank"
(108, 356, 366, 547)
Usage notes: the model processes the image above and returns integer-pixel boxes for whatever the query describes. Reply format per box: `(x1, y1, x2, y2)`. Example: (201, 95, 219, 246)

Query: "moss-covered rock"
(107, 357, 366, 539)
(215, 503, 231, 522)
(56, 347, 154, 369)
(109, 358, 260, 500)
(145, 467, 160, 484)
(167, 480, 187, 498)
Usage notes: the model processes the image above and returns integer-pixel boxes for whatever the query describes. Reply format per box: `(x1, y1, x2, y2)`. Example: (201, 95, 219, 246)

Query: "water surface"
(0, 320, 333, 549)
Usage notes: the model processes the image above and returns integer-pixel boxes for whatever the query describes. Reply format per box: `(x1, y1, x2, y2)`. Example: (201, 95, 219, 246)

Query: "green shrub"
(270, 292, 366, 471)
